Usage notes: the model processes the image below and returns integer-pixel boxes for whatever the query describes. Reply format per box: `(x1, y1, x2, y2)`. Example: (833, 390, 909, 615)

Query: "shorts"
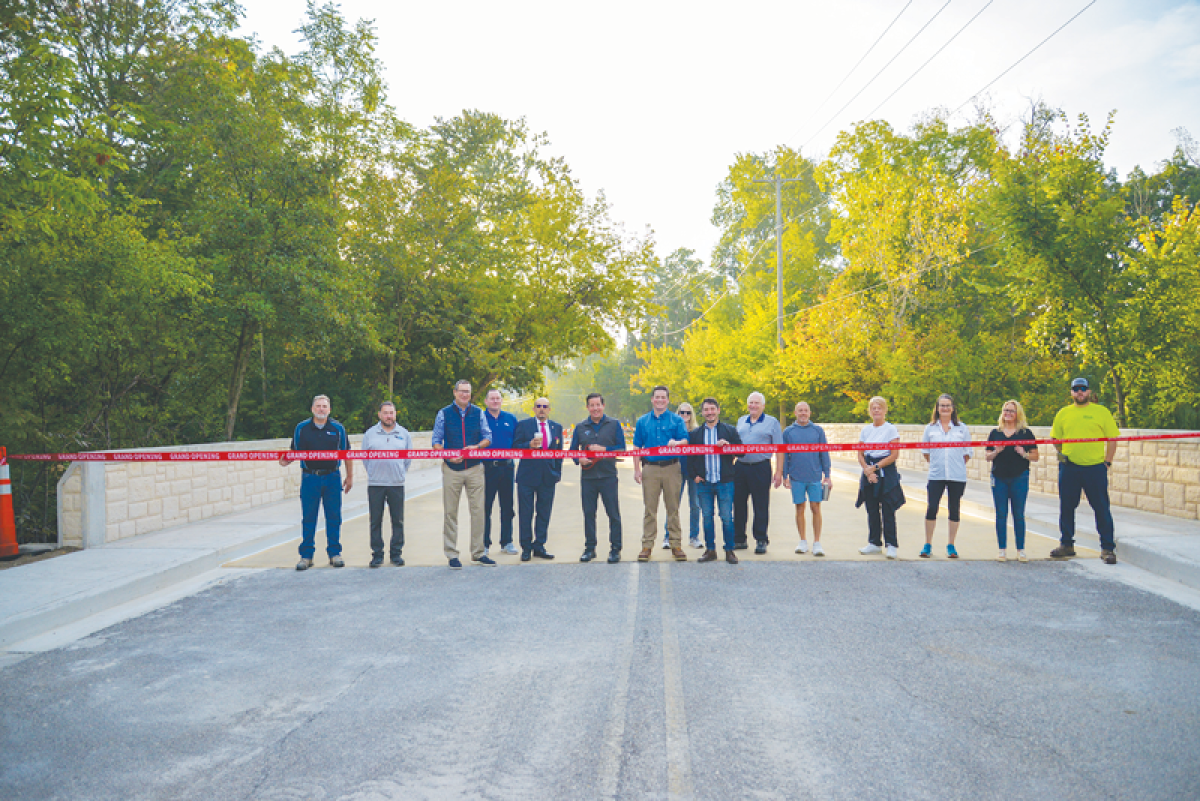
(790, 481, 824, 505)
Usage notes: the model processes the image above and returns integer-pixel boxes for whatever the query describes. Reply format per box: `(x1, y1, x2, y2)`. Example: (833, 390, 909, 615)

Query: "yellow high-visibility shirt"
(1051, 403, 1118, 466)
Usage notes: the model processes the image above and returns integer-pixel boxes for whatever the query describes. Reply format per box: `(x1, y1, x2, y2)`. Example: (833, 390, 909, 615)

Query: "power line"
(802, 0, 955, 150)
(866, 0, 994, 119)
(784, 1, 914, 146)
(955, 1, 1097, 113)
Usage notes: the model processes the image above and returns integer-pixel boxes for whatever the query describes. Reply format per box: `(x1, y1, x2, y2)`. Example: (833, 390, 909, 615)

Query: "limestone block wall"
(57, 432, 436, 547)
(819, 424, 1199, 520)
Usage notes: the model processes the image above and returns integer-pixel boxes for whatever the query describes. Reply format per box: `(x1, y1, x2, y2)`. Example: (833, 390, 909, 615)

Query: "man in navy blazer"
(513, 396, 563, 561)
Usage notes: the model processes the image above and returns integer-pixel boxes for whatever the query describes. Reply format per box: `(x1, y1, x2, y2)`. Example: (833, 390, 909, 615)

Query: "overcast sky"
(236, 0, 1200, 262)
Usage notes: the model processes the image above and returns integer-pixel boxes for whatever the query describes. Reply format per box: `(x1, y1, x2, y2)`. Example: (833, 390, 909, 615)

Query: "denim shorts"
(790, 481, 824, 504)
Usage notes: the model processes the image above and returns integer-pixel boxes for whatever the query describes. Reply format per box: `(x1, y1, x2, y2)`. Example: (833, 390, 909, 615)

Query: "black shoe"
(477, 555, 497, 566)
(390, 556, 405, 567)
(734, 543, 749, 550)
(533, 549, 555, 560)
(754, 541, 767, 555)
(580, 548, 597, 563)
(369, 555, 384, 568)
(520, 550, 532, 562)
(607, 550, 621, 563)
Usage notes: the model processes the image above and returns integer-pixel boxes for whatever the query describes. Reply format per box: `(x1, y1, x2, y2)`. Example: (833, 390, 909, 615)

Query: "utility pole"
(752, 173, 804, 349)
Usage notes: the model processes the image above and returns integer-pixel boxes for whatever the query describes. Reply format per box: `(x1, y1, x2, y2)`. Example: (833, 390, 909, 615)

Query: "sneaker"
(607, 550, 621, 564)
(391, 556, 405, 567)
(689, 537, 703, 549)
(754, 541, 767, 555)
(812, 542, 825, 557)
(997, 550, 1006, 563)
(1101, 550, 1117, 565)
(369, 555, 384, 568)
(502, 543, 519, 555)
(1049, 545, 1076, 559)
(946, 544, 958, 560)
(448, 558, 463, 569)
(919, 543, 932, 558)
(483, 547, 490, 558)
(795, 540, 809, 554)
(885, 545, 898, 559)
(329, 555, 345, 568)
(1017, 550, 1028, 563)
(477, 555, 497, 566)
(859, 544, 882, 555)
(295, 558, 313, 571)
(661, 539, 671, 550)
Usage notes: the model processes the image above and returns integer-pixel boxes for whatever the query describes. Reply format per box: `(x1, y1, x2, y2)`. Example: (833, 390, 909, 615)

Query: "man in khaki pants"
(633, 386, 690, 562)
(432, 380, 494, 568)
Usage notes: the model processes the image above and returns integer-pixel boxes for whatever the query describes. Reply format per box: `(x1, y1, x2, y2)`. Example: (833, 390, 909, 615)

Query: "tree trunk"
(224, 319, 255, 441)
(388, 351, 395, 397)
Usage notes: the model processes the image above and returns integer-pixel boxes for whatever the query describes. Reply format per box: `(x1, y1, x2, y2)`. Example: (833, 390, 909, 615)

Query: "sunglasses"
(1071, 387, 1088, 392)
(535, 403, 549, 408)
(680, 411, 692, 415)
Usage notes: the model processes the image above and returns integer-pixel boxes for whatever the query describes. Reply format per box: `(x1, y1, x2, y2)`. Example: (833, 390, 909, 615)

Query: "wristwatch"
(1105, 461, 1113, 468)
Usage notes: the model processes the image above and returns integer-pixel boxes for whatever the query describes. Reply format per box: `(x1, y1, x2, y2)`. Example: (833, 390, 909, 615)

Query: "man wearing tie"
(513, 397, 563, 561)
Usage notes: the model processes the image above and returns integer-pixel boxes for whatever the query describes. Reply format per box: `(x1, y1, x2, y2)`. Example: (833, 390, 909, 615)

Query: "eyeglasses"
(535, 403, 549, 408)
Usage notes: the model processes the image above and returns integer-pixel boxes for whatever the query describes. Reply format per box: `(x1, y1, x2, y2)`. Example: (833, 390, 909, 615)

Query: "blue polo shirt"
(291, 418, 349, 472)
(485, 409, 518, 450)
(633, 409, 689, 464)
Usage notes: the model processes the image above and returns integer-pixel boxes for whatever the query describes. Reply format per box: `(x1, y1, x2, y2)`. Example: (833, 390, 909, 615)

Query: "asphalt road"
(3, 561, 1199, 800)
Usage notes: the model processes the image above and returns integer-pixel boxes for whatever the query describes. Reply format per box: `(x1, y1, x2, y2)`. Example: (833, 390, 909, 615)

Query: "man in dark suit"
(513, 396, 563, 561)
(688, 397, 743, 564)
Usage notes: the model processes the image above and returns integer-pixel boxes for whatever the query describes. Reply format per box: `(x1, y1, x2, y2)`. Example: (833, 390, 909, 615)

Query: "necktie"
(540, 421, 549, 449)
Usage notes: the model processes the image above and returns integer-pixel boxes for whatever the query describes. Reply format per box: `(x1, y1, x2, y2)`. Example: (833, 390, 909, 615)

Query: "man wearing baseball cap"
(1050, 377, 1119, 564)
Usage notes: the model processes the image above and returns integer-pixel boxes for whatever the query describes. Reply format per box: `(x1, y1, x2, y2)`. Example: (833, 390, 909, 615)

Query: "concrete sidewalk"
(2, 459, 1197, 653)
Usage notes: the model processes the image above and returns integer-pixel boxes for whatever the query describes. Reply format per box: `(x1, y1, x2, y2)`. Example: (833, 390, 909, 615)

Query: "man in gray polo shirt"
(735, 391, 784, 554)
(362, 400, 411, 567)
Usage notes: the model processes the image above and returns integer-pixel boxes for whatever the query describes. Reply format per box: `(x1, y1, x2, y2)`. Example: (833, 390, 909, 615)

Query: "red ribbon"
(6, 432, 1198, 462)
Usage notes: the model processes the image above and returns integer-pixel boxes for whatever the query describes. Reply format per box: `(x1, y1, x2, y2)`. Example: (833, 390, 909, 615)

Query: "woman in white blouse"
(921, 394, 972, 558)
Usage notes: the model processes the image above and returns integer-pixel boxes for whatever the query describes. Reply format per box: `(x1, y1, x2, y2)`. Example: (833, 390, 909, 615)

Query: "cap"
(1070, 377, 1089, 390)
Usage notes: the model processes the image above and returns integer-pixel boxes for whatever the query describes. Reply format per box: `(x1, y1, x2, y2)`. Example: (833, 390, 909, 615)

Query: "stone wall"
(819, 424, 1199, 521)
(58, 433, 436, 547)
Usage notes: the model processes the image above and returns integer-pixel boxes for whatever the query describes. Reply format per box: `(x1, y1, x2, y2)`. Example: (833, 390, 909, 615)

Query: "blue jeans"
(991, 472, 1029, 550)
(1059, 462, 1116, 551)
(299, 470, 343, 559)
(696, 480, 736, 551)
(666, 475, 701, 541)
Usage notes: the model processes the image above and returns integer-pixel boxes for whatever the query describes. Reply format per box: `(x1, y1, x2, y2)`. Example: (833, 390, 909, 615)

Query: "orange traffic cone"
(0, 448, 18, 560)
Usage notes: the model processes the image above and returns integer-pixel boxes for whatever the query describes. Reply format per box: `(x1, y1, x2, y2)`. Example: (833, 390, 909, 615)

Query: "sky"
(236, 0, 1200, 263)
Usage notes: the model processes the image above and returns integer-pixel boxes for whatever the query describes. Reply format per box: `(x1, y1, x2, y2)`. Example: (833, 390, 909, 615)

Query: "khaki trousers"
(442, 463, 485, 560)
(641, 462, 683, 549)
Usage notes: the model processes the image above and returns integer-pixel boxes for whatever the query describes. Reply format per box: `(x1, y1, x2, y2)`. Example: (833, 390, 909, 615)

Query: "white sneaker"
(860, 544, 882, 555)
(885, 545, 898, 559)
(483, 547, 490, 557)
(661, 539, 671, 549)
(812, 542, 825, 557)
(795, 540, 809, 554)
(502, 543, 519, 555)
(689, 537, 703, 549)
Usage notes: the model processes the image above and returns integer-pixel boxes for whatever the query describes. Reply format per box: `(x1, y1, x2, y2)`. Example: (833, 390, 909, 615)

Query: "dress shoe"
(725, 550, 739, 564)
(637, 548, 653, 562)
(754, 541, 767, 555)
(369, 555, 383, 568)
(533, 549, 555, 560)
(580, 548, 597, 563)
(671, 546, 687, 562)
(698, 549, 717, 563)
(734, 543, 749, 550)
(390, 555, 404, 567)
(520, 550, 532, 562)
(607, 550, 621, 563)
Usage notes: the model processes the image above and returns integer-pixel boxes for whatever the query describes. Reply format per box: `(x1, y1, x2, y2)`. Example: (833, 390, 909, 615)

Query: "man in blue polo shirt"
(482, 388, 518, 556)
(279, 394, 353, 571)
(633, 385, 690, 562)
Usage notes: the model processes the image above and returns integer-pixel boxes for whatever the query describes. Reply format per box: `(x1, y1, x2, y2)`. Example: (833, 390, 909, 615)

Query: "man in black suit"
(688, 397, 743, 564)
(513, 396, 563, 561)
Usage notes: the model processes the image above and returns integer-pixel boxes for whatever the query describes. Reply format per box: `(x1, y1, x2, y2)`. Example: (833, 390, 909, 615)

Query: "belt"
(303, 467, 338, 476)
(646, 458, 678, 467)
